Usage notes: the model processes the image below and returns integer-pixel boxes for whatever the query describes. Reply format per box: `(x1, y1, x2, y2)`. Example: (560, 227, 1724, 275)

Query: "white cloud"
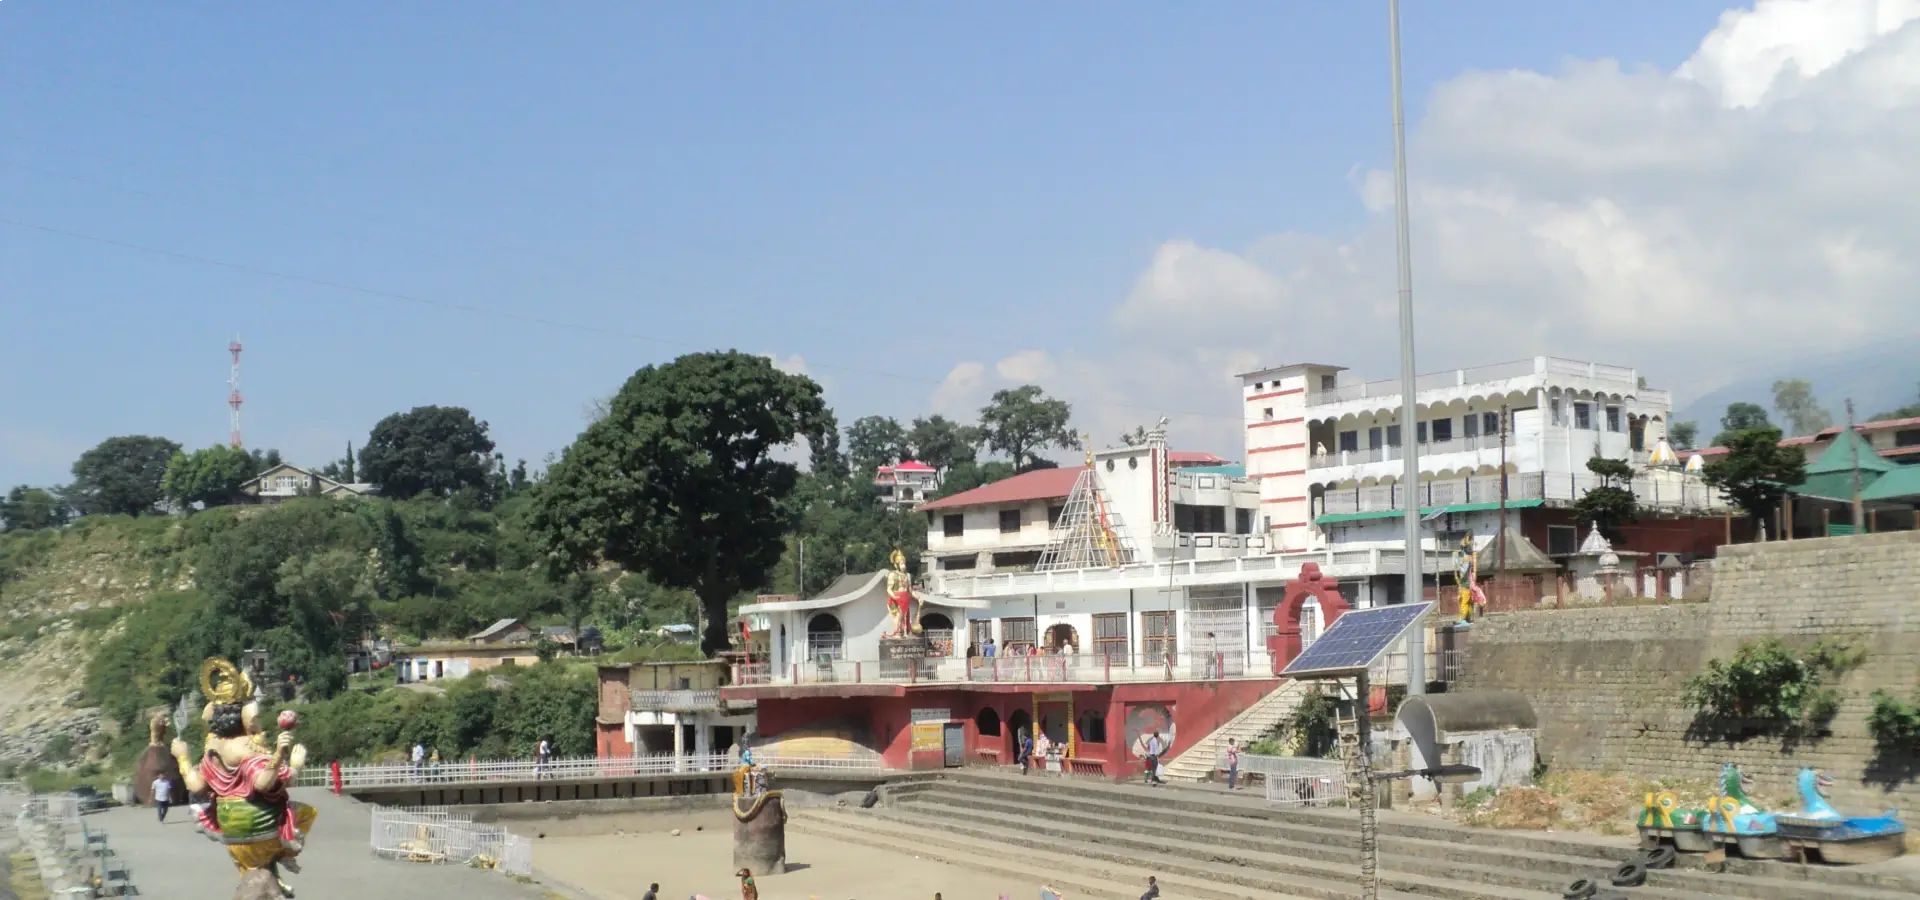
(936, 0, 1920, 460)
(930, 361, 988, 416)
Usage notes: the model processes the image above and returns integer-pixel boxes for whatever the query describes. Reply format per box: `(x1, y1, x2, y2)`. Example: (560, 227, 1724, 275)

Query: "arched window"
(975, 707, 1002, 738)
(806, 613, 844, 660)
(1007, 709, 1032, 744)
(920, 612, 955, 656)
(1301, 598, 1324, 649)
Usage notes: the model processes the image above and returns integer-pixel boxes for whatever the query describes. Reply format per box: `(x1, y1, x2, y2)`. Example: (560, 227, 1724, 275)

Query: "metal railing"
(1309, 357, 1657, 406)
(1212, 753, 1344, 806)
(370, 805, 533, 877)
(735, 650, 1268, 687)
(630, 689, 722, 711)
(1317, 471, 1723, 515)
(938, 546, 1452, 598)
(302, 751, 884, 790)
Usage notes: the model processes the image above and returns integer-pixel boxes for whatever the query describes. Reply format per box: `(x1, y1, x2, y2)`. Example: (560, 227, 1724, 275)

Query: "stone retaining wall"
(1458, 531, 1920, 811)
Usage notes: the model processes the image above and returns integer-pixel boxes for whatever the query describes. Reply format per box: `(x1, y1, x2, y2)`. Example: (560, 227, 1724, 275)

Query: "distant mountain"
(1673, 340, 1920, 436)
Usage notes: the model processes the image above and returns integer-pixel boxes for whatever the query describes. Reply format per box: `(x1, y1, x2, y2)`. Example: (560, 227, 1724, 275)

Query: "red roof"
(893, 460, 935, 472)
(1679, 415, 1920, 460)
(1169, 451, 1230, 465)
(915, 467, 1081, 512)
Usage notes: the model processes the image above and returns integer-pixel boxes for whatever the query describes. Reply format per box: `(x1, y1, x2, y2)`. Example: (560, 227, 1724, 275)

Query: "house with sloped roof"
(239, 463, 373, 505)
(873, 459, 940, 507)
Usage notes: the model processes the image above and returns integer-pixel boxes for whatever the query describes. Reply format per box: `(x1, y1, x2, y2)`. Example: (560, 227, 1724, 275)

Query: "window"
(1254, 381, 1265, 390)
(1898, 429, 1920, 448)
(1550, 398, 1565, 426)
(677, 677, 692, 690)
(1093, 612, 1128, 660)
(1431, 418, 1453, 443)
(943, 514, 964, 538)
(1606, 406, 1622, 433)
(1368, 427, 1383, 449)
(1000, 617, 1037, 654)
(1547, 525, 1578, 556)
(1262, 407, 1274, 421)
(1573, 402, 1592, 430)
(1338, 430, 1359, 453)
(1235, 508, 1253, 534)
(998, 509, 1021, 533)
(1416, 421, 1429, 444)
(1077, 710, 1108, 744)
(970, 619, 993, 649)
(1320, 374, 1337, 391)
(1483, 412, 1501, 436)
(1262, 515, 1272, 532)
(1048, 505, 1065, 526)
(1141, 611, 1178, 658)
(1463, 415, 1480, 438)
(1387, 425, 1402, 447)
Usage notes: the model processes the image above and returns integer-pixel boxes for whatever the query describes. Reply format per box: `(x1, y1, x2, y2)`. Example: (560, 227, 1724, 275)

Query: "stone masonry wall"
(1458, 531, 1920, 812)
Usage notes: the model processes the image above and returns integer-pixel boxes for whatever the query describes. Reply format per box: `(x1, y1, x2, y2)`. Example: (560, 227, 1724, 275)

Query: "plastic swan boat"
(1700, 762, 1784, 859)
(1771, 769, 1907, 864)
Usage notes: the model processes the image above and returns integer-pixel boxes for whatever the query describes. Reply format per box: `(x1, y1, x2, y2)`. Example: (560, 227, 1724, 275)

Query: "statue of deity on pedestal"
(1453, 533, 1488, 624)
(171, 658, 316, 898)
(882, 549, 923, 640)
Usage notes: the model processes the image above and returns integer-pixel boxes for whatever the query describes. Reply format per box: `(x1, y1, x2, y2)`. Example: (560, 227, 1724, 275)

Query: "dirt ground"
(536, 807, 1034, 900)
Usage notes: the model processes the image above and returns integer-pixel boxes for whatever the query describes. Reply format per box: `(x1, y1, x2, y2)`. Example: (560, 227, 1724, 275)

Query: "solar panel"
(1281, 602, 1432, 678)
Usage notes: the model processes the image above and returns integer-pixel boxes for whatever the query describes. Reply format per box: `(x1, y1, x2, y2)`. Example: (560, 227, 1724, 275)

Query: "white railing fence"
(369, 805, 533, 878)
(305, 751, 883, 789)
(1225, 754, 1344, 807)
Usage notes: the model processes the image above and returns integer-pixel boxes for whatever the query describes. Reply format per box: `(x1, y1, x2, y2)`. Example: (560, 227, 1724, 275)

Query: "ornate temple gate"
(1185, 585, 1247, 676)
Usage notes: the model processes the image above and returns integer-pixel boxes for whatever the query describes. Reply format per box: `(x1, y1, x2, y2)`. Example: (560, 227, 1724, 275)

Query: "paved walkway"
(91, 789, 566, 899)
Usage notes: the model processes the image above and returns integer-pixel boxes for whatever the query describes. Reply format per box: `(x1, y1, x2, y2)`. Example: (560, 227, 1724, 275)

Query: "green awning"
(1316, 498, 1544, 525)
(1792, 471, 1875, 502)
(1861, 465, 1920, 502)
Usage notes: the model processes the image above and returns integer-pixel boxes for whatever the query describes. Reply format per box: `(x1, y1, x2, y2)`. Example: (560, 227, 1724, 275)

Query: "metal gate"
(942, 723, 964, 768)
(1185, 585, 1247, 676)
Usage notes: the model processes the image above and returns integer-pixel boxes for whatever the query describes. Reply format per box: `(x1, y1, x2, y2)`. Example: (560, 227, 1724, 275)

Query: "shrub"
(1683, 637, 1861, 739)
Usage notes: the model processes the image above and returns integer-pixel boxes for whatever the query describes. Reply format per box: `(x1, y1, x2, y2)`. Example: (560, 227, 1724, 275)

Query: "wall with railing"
(1309, 356, 1657, 407)
(940, 546, 1451, 598)
(301, 751, 884, 790)
(1317, 471, 1721, 516)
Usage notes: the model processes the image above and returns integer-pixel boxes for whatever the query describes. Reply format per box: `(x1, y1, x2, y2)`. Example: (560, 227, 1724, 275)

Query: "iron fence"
(369, 805, 533, 877)
(1228, 754, 1344, 807)
(304, 751, 882, 790)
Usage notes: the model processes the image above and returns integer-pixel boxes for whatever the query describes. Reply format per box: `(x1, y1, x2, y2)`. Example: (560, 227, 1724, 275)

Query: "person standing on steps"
(641, 883, 658, 900)
(1225, 738, 1241, 790)
(1141, 875, 1160, 900)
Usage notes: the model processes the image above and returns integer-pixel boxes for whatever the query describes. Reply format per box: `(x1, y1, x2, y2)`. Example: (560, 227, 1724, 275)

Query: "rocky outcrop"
(0, 707, 104, 768)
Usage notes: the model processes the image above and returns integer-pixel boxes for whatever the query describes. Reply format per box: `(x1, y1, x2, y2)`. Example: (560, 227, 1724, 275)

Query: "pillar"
(673, 715, 686, 772)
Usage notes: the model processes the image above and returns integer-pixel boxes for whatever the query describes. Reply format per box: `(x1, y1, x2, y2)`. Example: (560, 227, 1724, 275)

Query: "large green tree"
(845, 415, 909, 476)
(1573, 456, 1639, 542)
(68, 435, 181, 517)
(1710, 402, 1772, 448)
(530, 351, 834, 654)
(162, 444, 257, 510)
(1701, 427, 1807, 539)
(359, 406, 497, 500)
(978, 385, 1078, 471)
(906, 415, 980, 474)
(1, 485, 69, 532)
(1771, 379, 1833, 437)
(1668, 421, 1699, 451)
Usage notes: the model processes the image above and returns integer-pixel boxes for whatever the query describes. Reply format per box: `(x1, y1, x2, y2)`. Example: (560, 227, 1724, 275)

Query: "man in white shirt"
(151, 775, 173, 823)
(411, 742, 426, 775)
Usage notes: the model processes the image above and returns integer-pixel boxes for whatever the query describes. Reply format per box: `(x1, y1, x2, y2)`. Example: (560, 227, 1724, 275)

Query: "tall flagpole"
(1389, 0, 1426, 695)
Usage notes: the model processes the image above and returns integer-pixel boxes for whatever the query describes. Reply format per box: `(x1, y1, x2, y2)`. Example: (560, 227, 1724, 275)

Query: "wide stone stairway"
(789, 770, 1918, 900)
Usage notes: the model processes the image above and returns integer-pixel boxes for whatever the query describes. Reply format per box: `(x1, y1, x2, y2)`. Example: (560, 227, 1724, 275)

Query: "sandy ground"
(536, 807, 1040, 900)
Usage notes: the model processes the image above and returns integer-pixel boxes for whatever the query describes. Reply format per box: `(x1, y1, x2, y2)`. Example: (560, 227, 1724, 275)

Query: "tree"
(1771, 379, 1833, 437)
(530, 351, 834, 655)
(1573, 457, 1639, 542)
(359, 406, 497, 500)
(1872, 382, 1920, 421)
(934, 459, 1017, 498)
(978, 385, 1078, 471)
(68, 435, 181, 517)
(1, 485, 69, 532)
(1669, 421, 1699, 451)
(1710, 402, 1772, 448)
(905, 415, 979, 473)
(1701, 427, 1807, 539)
(845, 415, 909, 476)
(162, 445, 256, 510)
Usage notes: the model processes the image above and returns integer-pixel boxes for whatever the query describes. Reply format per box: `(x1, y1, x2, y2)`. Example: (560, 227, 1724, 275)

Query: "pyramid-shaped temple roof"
(1806, 427, 1895, 475)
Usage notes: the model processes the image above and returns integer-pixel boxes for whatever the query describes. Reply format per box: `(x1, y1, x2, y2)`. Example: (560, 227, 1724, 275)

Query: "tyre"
(860, 790, 879, 809)
(1561, 877, 1598, 899)
(1642, 845, 1678, 869)
(1611, 860, 1648, 887)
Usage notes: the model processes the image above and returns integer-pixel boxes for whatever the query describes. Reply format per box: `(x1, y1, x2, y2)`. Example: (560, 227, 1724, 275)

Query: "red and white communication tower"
(228, 338, 245, 449)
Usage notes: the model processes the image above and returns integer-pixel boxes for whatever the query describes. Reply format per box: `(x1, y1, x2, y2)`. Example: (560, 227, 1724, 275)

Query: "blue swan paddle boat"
(1772, 768, 1907, 864)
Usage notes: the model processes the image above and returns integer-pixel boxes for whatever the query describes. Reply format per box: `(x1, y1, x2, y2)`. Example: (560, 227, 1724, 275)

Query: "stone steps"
(1161, 680, 1308, 782)
(888, 770, 1919, 900)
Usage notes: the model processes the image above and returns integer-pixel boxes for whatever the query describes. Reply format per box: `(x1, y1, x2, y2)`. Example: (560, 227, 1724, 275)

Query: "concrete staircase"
(789, 770, 1920, 900)
(1159, 679, 1309, 782)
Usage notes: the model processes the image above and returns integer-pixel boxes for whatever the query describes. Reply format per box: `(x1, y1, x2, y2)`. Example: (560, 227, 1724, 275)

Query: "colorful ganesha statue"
(171, 657, 317, 898)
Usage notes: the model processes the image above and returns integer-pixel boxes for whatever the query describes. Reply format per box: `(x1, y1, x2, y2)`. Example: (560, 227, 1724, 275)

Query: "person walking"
(151, 775, 173, 823)
(735, 867, 758, 900)
(535, 736, 553, 778)
(1225, 738, 1242, 791)
(1017, 728, 1034, 776)
(411, 741, 425, 776)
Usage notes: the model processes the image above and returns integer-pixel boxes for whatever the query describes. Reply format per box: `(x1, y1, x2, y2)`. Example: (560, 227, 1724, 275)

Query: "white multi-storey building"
(874, 460, 940, 507)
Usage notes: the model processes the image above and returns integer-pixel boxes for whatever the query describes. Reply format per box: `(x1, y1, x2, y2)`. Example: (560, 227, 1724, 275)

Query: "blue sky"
(0, 2, 1816, 485)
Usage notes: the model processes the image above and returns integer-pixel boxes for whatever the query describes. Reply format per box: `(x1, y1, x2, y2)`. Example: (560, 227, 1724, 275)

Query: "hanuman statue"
(882, 549, 923, 640)
(171, 658, 317, 898)
(1453, 533, 1488, 624)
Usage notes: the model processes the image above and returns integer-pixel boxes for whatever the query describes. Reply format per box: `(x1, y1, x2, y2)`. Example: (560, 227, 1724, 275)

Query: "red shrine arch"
(1266, 562, 1352, 674)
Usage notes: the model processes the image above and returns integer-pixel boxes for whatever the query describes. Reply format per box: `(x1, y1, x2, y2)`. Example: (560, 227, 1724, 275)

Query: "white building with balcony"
(874, 460, 940, 507)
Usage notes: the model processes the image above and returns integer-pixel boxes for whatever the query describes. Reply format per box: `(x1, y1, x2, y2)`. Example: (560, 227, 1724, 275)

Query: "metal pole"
(1389, 0, 1426, 694)
(1847, 399, 1864, 532)
(1498, 405, 1508, 574)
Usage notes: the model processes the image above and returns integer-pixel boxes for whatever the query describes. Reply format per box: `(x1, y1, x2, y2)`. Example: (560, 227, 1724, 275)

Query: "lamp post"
(1388, 0, 1426, 695)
